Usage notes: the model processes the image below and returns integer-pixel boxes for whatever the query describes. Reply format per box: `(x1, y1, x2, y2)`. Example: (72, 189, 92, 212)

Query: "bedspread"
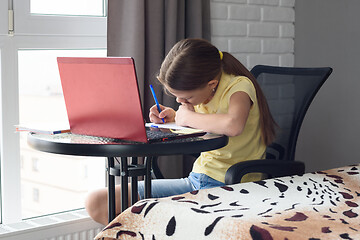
(95, 164, 360, 240)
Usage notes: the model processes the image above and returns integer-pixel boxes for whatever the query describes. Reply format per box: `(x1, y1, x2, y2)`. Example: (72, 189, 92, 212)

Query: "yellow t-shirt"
(192, 72, 266, 183)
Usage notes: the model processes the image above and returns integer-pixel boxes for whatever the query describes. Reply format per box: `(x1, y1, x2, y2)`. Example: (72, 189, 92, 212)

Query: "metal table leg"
(120, 157, 128, 212)
(130, 157, 138, 205)
(107, 156, 153, 222)
(107, 157, 116, 223)
(144, 156, 152, 198)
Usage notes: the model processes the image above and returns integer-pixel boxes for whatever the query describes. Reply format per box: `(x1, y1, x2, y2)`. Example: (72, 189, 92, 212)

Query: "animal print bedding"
(95, 164, 360, 240)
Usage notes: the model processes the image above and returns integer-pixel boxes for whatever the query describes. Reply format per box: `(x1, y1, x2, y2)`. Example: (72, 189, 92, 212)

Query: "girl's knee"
(85, 189, 108, 224)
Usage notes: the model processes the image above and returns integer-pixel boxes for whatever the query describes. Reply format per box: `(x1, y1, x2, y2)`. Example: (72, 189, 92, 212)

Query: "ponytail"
(222, 52, 277, 146)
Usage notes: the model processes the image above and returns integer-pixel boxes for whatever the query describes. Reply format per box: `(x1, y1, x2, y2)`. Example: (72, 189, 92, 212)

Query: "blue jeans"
(137, 172, 225, 199)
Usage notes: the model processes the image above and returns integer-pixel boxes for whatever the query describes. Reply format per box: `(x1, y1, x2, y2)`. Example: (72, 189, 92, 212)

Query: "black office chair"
(151, 65, 333, 185)
(225, 65, 333, 184)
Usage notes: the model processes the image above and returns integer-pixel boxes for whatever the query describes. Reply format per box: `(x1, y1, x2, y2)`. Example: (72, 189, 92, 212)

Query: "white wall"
(211, 0, 295, 69)
(294, 0, 360, 172)
(210, 0, 360, 173)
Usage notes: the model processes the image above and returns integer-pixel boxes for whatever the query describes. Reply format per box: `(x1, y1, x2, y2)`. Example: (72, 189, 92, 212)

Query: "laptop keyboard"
(146, 128, 178, 140)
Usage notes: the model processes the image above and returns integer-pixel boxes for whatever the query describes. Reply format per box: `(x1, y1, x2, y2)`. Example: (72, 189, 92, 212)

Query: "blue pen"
(149, 84, 165, 123)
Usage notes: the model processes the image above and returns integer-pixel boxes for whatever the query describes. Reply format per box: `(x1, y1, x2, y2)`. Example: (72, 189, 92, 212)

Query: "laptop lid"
(57, 57, 149, 143)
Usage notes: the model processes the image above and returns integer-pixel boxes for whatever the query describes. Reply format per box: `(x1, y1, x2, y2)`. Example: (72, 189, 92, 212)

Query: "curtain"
(107, 0, 210, 178)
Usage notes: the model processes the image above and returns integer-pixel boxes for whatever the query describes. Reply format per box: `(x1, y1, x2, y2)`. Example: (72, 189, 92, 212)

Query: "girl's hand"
(149, 104, 176, 123)
(175, 103, 195, 126)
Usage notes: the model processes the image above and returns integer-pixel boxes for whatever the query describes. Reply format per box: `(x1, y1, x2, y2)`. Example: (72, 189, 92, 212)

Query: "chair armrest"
(225, 159, 305, 185)
(151, 156, 165, 179)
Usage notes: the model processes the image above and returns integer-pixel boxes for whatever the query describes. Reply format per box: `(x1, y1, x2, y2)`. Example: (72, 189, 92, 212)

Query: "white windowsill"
(0, 209, 104, 239)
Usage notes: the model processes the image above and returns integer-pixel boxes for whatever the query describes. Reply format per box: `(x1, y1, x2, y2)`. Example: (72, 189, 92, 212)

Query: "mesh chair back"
(251, 65, 332, 162)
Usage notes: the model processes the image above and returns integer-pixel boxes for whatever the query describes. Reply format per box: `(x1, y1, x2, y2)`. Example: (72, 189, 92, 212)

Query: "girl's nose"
(176, 97, 186, 103)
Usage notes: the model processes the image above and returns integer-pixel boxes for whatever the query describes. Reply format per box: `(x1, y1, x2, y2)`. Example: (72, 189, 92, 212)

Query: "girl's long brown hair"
(158, 38, 277, 145)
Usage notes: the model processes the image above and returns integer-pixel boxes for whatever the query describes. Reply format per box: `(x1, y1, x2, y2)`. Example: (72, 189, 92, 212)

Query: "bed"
(95, 164, 360, 240)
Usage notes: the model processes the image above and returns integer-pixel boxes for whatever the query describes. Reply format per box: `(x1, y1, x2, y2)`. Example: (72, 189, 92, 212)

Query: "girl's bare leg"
(85, 183, 136, 225)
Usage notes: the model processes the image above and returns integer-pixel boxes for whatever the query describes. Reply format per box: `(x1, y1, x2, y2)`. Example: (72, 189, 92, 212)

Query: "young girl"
(85, 38, 276, 225)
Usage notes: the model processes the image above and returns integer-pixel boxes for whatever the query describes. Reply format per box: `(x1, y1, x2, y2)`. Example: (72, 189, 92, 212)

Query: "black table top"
(27, 132, 229, 157)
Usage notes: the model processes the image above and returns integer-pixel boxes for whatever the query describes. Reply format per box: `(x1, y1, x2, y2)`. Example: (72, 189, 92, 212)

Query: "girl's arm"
(175, 91, 252, 137)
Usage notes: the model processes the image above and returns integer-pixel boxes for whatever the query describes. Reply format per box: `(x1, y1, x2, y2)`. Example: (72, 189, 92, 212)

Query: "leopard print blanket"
(95, 164, 360, 240)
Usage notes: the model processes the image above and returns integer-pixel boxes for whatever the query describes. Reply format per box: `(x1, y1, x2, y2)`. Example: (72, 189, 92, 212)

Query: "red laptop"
(57, 57, 205, 143)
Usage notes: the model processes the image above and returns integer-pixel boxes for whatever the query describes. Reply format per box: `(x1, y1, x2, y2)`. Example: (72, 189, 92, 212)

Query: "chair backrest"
(250, 65, 333, 162)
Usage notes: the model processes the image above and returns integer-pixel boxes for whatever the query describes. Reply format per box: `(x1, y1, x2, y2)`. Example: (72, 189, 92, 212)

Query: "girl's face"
(166, 80, 218, 106)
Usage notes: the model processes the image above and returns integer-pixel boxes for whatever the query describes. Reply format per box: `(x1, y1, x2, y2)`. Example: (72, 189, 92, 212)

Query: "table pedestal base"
(107, 156, 152, 223)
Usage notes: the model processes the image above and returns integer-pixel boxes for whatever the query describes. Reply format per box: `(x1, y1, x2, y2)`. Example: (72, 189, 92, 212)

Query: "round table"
(28, 132, 229, 222)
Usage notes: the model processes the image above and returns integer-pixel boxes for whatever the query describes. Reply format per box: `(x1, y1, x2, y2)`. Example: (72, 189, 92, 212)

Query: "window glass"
(18, 49, 107, 219)
(0, 1, 7, 34)
(30, 0, 106, 16)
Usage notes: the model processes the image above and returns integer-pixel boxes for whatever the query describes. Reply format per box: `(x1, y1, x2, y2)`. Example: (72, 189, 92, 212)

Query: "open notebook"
(57, 57, 205, 143)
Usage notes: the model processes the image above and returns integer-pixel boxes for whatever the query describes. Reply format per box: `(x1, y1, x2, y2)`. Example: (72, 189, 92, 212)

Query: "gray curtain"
(107, 0, 211, 178)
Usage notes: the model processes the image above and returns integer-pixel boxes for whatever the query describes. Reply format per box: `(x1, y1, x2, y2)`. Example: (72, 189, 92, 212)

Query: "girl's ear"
(208, 79, 219, 90)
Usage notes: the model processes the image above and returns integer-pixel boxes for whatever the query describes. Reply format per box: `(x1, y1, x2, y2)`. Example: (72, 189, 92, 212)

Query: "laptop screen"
(57, 57, 148, 142)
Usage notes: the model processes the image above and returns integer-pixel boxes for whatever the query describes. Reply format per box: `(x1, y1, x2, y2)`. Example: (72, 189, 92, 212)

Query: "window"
(32, 188, 39, 203)
(14, 0, 107, 35)
(0, 1, 7, 35)
(1, 0, 107, 223)
(31, 158, 39, 172)
(30, 0, 106, 16)
(18, 49, 107, 219)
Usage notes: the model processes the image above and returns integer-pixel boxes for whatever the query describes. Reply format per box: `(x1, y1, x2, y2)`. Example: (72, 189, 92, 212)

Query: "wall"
(211, 0, 360, 173)
(294, 0, 360, 172)
(211, 0, 295, 69)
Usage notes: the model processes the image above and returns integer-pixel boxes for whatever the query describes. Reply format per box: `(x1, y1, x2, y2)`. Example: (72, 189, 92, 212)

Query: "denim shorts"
(137, 172, 225, 200)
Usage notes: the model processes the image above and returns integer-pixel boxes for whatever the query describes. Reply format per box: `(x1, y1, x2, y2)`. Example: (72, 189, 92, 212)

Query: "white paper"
(145, 122, 188, 130)
(145, 122, 204, 134)
(15, 122, 70, 134)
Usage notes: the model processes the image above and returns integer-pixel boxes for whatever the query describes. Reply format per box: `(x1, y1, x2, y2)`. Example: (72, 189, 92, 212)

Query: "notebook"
(57, 57, 206, 143)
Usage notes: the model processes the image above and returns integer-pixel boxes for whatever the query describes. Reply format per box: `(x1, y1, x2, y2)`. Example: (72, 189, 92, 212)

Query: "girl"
(85, 38, 276, 225)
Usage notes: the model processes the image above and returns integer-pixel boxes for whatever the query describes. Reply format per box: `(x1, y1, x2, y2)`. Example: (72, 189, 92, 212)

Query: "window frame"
(0, 1, 7, 35)
(0, 0, 106, 224)
(13, 0, 107, 36)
